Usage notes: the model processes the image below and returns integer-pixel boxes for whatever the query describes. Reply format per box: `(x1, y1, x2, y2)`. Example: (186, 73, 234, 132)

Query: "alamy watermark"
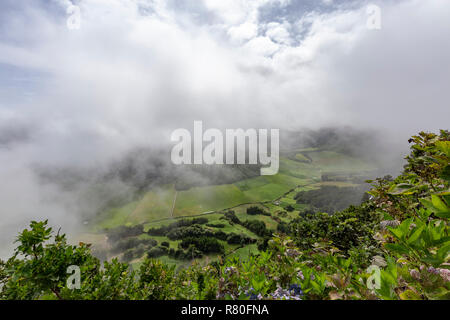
(170, 121, 279, 175)
(366, 4, 382, 30)
(66, 3, 81, 30)
(66, 265, 81, 289)
(366, 265, 381, 290)
(63, 3, 379, 31)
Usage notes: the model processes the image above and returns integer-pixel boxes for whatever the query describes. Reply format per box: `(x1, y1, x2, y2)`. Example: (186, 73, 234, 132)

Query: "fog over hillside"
(0, 0, 449, 257)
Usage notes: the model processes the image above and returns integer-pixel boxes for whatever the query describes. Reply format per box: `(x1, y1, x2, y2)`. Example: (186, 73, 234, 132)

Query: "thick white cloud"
(228, 22, 258, 43)
(244, 36, 280, 56)
(265, 22, 292, 45)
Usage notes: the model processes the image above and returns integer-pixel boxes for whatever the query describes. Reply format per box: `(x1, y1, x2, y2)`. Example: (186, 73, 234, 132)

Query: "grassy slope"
(128, 186, 176, 223)
(174, 184, 251, 217)
(91, 151, 372, 230)
(92, 201, 139, 230)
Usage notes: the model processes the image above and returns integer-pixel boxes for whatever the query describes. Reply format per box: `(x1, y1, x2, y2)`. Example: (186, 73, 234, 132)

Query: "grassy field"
(91, 151, 373, 230)
(79, 149, 377, 268)
(127, 186, 176, 223)
(92, 201, 139, 230)
(174, 184, 251, 217)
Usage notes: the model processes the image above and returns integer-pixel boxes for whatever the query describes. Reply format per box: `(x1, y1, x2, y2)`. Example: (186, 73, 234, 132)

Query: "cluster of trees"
(111, 237, 157, 254)
(139, 245, 202, 260)
(147, 217, 255, 260)
(168, 246, 203, 260)
(147, 246, 169, 259)
(242, 220, 271, 237)
(223, 210, 241, 224)
(122, 246, 145, 262)
(110, 214, 259, 262)
(276, 211, 288, 218)
(226, 233, 255, 245)
(294, 185, 368, 213)
(166, 225, 227, 241)
(147, 218, 208, 236)
(223, 210, 272, 237)
(180, 237, 225, 254)
(106, 218, 221, 262)
(106, 225, 156, 263)
(285, 205, 295, 212)
(246, 206, 270, 216)
(277, 221, 290, 234)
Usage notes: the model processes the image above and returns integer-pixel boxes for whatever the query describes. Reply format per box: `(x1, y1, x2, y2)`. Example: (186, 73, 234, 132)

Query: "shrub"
(242, 220, 271, 237)
(277, 222, 290, 234)
(111, 237, 157, 254)
(289, 204, 380, 253)
(226, 233, 254, 245)
(224, 211, 241, 224)
(285, 205, 295, 212)
(166, 225, 227, 241)
(294, 185, 368, 214)
(147, 246, 168, 258)
(148, 218, 209, 236)
(246, 206, 269, 216)
(180, 237, 224, 254)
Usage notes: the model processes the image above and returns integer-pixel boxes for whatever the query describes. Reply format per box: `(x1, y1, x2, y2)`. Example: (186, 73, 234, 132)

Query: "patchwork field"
(90, 150, 374, 231)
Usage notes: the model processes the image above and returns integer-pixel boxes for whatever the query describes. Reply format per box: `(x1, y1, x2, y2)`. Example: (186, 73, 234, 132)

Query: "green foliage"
(111, 237, 157, 254)
(180, 237, 225, 254)
(246, 206, 270, 216)
(147, 246, 168, 258)
(138, 259, 175, 299)
(226, 233, 255, 245)
(367, 130, 450, 299)
(223, 210, 241, 224)
(166, 224, 227, 241)
(242, 220, 271, 237)
(289, 204, 380, 258)
(147, 218, 209, 236)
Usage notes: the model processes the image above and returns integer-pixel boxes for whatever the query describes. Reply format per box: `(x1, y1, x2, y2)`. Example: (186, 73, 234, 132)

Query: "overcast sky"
(0, 0, 449, 255)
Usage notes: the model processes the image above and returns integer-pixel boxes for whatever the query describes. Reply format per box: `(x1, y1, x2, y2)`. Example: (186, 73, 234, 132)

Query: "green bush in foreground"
(0, 130, 448, 300)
